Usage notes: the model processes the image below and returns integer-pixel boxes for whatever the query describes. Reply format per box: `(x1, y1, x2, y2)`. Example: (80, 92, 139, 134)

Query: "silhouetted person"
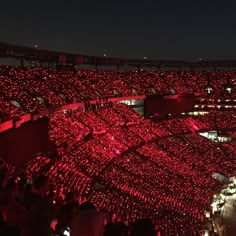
(131, 219, 155, 236)
(1, 178, 26, 236)
(79, 201, 96, 212)
(23, 175, 55, 236)
(56, 192, 79, 234)
(71, 209, 104, 236)
(104, 222, 128, 236)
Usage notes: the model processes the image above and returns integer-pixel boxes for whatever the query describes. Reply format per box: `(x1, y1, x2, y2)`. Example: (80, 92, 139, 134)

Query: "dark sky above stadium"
(1, 0, 236, 60)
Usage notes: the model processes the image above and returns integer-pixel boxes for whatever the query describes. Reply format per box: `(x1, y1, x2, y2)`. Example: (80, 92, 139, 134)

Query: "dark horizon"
(1, 0, 236, 61)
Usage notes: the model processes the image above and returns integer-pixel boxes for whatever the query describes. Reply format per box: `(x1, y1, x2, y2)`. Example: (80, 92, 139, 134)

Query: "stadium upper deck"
(0, 42, 235, 132)
(0, 66, 235, 123)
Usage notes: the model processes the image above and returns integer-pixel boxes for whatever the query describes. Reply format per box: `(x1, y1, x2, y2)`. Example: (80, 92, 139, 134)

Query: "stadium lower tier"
(0, 104, 236, 235)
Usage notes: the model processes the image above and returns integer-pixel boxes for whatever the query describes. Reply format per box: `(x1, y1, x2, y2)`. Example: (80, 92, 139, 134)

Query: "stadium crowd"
(0, 63, 235, 235)
(0, 66, 235, 122)
(0, 103, 235, 235)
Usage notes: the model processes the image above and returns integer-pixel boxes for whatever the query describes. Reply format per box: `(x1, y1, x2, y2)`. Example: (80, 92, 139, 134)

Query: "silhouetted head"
(131, 219, 155, 236)
(104, 222, 128, 236)
(32, 175, 49, 196)
(71, 209, 104, 236)
(79, 201, 96, 212)
(0, 168, 8, 190)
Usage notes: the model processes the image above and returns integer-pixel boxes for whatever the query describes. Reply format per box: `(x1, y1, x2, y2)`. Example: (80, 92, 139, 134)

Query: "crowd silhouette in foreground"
(0, 172, 158, 236)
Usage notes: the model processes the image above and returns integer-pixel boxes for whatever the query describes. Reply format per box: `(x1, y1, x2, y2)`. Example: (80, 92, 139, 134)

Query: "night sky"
(1, 0, 236, 60)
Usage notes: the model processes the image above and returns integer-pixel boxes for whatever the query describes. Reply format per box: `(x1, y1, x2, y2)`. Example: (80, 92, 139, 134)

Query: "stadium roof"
(1, 42, 236, 69)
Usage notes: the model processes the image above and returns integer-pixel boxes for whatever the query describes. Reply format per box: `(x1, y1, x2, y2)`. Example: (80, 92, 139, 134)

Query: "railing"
(0, 95, 146, 133)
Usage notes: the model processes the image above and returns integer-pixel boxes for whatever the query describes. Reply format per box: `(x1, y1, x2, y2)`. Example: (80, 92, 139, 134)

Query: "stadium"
(0, 43, 236, 236)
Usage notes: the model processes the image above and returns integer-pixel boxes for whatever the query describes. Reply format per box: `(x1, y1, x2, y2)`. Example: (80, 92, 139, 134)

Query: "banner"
(76, 56, 84, 65)
(0, 120, 13, 133)
(59, 54, 67, 63)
